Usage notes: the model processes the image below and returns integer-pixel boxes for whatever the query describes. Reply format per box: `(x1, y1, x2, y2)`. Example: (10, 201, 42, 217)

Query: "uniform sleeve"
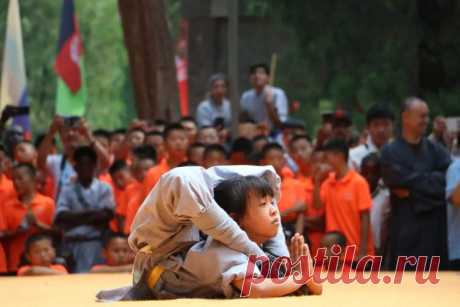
(221, 258, 261, 298)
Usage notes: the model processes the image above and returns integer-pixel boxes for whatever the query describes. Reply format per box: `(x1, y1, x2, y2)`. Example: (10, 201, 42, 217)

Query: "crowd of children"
(0, 107, 389, 277)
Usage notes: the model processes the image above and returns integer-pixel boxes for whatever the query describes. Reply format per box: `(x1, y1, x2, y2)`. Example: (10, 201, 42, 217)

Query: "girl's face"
(238, 192, 280, 244)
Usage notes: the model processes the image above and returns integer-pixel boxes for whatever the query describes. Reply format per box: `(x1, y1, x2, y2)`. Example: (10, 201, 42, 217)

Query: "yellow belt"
(147, 265, 165, 289)
(139, 245, 165, 289)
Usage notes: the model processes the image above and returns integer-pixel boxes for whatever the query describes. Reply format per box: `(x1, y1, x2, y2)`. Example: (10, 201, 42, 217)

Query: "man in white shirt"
(240, 64, 288, 133)
(349, 104, 394, 170)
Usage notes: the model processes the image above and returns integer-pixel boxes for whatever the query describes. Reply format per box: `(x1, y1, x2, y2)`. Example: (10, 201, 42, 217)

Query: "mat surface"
(1, 272, 459, 307)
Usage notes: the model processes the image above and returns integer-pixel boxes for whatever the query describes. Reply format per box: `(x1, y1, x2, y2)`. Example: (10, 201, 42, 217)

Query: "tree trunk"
(118, 0, 180, 121)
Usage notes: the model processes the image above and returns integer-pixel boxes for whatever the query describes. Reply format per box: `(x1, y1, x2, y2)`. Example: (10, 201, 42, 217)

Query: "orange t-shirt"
(143, 158, 170, 195)
(0, 174, 15, 273)
(123, 181, 147, 234)
(108, 180, 134, 232)
(297, 175, 325, 257)
(278, 176, 307, 223)
(3, 193, 55, 271)
(321, 170, 374, 260)
(17, 264, 68, 276)
(99, 172, 113, 186)
(41, 175, 56, 200)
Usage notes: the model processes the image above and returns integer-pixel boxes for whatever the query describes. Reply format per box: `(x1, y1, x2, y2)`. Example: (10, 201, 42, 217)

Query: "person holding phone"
(37, 116, 111, 200)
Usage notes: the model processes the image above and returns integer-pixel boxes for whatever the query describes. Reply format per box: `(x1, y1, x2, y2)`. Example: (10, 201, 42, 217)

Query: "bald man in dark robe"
(380, 97, 451, 270)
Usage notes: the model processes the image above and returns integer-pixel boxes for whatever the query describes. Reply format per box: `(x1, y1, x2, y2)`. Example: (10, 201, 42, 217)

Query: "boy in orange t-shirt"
(143, 123, 188, 194)
(123, 146, 156, 234)
(108, 160, 133, 232)
(260, 143, 306, 238)
(17, 233, 67, 276)
(319, 139, 374, 262)
(289, 135, 326, 257)
(3, 163, 55, 271)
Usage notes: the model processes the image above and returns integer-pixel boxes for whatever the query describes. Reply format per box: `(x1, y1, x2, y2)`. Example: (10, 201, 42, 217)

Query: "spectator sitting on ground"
(90, 232, 133, 273)
(17, 233, 68, 276)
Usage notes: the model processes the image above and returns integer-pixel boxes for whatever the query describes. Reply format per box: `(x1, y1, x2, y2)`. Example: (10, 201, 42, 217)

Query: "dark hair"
(13, 162, 36, 178)
(24, 233, 54, 254)
(109, 159, 129, 175)
(261, 142, 284, 159)
(323, 231, 347, 248)
(290, 134, 312, 146)
(322, 138, 349, 161)
(214, 176, 274, 218)
(102, 232, 128, 249)
(163, 123, 186, 139)
(34, 133, 55, 148)
(132, 145, 156, 162)
(180, 116, 197, 125)
(153, 118, 167, 126)
(112, 128, 127, 135)
(231, 137, 253, 156)
(204, 144, 227, 160)
(366, 104, 395, 125)
(73, 146, 98, 164)
(253, 135, 269, 143)
(0, 144, 4, 153)
(178, 161, 199, 167)
(249, 63, 270, 75)
(208, 73, 228, 89)
(146, 130, 163, 138)
(361, 152, 381, 168)
(187, 142, 206, 158)
(93, 129, 112, 141)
